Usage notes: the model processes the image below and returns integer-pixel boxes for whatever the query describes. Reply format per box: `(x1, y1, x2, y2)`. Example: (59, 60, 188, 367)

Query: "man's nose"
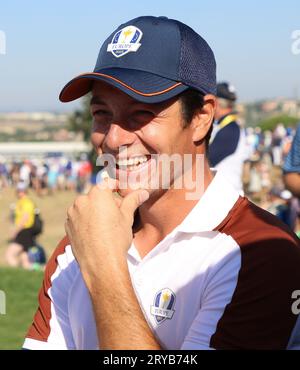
(104, 123, 136, 152)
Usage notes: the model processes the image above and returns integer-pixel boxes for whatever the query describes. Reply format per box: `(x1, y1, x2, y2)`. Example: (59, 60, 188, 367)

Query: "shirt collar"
(176, 170, 241, 233)
(127, 171, 241, 261)
(216, 112, 237, 125)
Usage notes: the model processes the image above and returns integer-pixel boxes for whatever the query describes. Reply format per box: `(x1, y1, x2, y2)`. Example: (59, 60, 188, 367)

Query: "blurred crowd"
(0, 124, 295, 197)
(243, 124, 295, 192)
(243, 124, 300, 236)
(0, 153, 93, 195)
(1, 154, 94, 270)
(244, 124, 295, 196)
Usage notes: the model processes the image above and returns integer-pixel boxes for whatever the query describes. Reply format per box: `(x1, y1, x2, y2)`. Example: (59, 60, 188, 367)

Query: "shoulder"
(25, 236, 79, 346)
(22, 197, 35, 207)
(217, 120, 240, 134)
(216, 197, 300, 255)
(210, 197, 300, 349)
(215, 196, 300, 302)
(212, 121, 240, 144)
(44, 236, 77, 283)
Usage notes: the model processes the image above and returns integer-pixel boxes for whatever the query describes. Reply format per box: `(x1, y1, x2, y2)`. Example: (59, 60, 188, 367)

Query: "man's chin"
(117, 187, 167, 208)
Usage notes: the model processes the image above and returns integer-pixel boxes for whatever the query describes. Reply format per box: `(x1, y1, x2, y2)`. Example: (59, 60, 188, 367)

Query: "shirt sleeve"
(283, 124, 300, 173)
(23, 237, 78, 350)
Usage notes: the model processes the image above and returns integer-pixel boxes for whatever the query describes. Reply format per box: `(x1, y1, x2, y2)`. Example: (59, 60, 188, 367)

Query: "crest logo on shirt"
(107, 26, 143, 58)
(150, 288, 176, 325)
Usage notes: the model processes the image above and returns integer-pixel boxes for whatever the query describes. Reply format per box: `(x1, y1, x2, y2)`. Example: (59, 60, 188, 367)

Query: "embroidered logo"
(107, 26, 143, 58)
(150, 288, 176, 324)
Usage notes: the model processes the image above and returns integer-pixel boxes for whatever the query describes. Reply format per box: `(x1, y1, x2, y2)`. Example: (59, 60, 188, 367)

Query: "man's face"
(90, 81, 198, 199)
(214, 98, 233, 120)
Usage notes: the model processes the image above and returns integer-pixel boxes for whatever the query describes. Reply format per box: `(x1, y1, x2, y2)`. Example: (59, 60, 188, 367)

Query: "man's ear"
(192, 95, 216, 143)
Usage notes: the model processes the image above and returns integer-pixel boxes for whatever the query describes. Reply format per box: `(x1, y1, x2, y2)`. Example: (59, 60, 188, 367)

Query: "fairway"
(0, 268, 43, 349)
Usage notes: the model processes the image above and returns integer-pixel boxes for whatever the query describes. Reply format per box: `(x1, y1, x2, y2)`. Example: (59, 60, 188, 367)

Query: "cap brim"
(59, 68, 189, 104)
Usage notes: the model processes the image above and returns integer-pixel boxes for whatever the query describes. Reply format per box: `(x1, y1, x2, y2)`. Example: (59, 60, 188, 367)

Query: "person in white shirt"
(209, 82, 248, 192)
(24, 16, 300, 350)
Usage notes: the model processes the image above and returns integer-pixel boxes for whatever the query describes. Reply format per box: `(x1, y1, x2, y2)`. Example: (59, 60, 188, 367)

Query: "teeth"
(117, 156, 148, 168)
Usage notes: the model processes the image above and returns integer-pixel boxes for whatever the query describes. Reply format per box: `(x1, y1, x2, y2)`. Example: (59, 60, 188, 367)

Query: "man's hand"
(65, 179, 149, 281)
(64, 179, 160, 349)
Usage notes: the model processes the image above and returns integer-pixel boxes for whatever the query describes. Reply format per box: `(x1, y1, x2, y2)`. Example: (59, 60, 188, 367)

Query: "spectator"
(283, 123, 300, 236)
(283, 123, 300, 197)
(0, 156, 8, 190)
(209, 82, 248, 192)
(272, 123, 286, 166)
(5, 182, 36, 269)
(19, 159, 31, 187)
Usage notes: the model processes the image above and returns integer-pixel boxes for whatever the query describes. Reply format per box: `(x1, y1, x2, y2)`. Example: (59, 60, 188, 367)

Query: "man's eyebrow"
(90, 96, 107, 106)
(90, 96, 169, 109)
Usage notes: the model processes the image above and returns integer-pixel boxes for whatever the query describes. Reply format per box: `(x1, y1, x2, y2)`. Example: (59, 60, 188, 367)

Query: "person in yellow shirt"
(5, 182, 36, 269)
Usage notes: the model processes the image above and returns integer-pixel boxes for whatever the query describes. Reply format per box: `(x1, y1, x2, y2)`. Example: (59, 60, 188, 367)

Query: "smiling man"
(23, 16, 300, 350)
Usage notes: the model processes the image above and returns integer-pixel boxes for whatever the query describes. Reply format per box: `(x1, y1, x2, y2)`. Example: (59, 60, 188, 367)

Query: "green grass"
(0, 268, 43, 349)
(0, 188, 76, 349)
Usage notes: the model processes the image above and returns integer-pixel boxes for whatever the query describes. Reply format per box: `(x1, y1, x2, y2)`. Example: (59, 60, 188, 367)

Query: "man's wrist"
(80, 251, 129, 292)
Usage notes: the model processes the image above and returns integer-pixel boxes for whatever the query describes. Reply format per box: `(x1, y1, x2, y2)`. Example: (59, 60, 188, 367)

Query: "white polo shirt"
(23, 171, 300, 350)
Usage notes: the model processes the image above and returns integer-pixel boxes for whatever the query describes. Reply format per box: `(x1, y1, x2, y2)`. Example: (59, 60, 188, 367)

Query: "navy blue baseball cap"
(59, 16, 216, 104)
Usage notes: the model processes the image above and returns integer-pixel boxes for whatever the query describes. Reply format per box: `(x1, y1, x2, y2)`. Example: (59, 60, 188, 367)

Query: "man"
(24, 16, 300, 350)
(6, 182, 35, 269)
(284, 123, 300, 197)
(283, 124, 300, 236)
(209, 82, 248, 192)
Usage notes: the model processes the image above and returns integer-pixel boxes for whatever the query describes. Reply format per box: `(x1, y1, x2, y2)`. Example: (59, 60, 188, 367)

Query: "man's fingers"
(121, 190, 149, 223)
(86, 179, 122, 214)
(97, 177, 119, 191)
(95, 177, 123, 207)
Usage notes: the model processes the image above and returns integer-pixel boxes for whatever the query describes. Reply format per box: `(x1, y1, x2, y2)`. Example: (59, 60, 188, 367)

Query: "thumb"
(121, 190, 149, 222)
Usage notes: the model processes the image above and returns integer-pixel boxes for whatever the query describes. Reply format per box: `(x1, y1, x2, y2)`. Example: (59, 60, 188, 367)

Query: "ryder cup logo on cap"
(150, 288, 176, 325)
(107, 26, 143, 58)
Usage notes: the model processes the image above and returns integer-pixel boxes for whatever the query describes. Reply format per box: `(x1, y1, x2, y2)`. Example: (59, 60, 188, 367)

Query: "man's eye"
(93, 110, 109, 116)
(132, 111, 154, 120)
(136, 110, 153, 116)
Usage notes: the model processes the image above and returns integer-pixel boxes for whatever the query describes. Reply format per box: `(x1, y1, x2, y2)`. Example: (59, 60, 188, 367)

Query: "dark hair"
(178, 89, 213, 149)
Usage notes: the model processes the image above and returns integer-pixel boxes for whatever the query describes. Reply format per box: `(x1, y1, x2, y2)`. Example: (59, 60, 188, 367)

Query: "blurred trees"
(68, 95, 92, 142)
(68, 95, 99, 173)
(258, 115, 299, 131)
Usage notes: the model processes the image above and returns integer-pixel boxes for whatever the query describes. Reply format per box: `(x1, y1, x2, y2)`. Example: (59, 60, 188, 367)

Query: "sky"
(0, 0, 299, 112)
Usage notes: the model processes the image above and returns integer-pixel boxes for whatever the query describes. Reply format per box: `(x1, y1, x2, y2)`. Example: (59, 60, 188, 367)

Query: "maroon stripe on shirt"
(211, 197, 300, 350)
(26, 236, 70, 342)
